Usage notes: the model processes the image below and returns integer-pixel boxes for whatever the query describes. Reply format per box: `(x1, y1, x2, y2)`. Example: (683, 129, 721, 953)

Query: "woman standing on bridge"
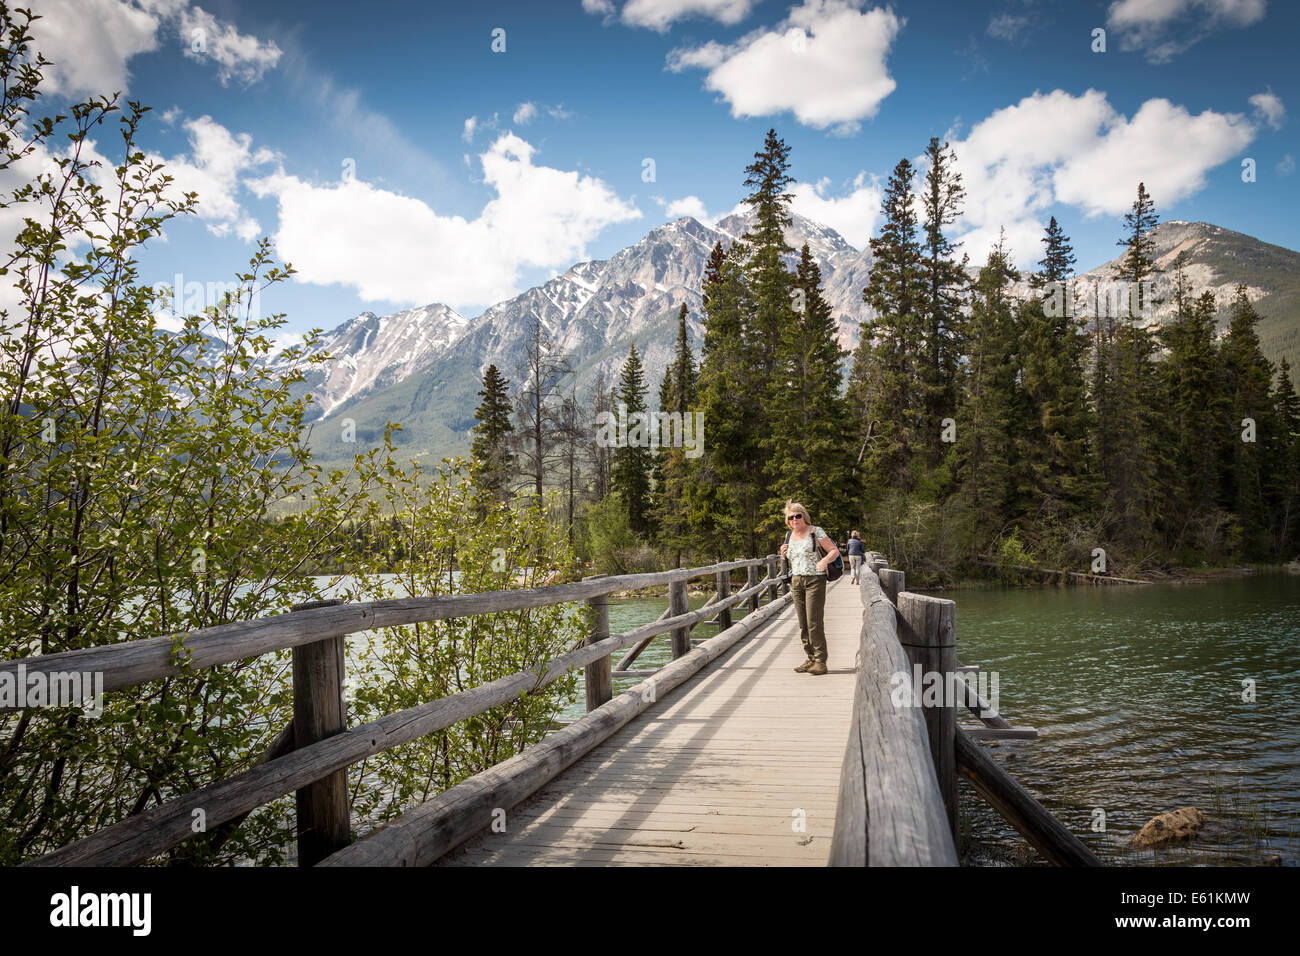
(778, 501, 839, 676)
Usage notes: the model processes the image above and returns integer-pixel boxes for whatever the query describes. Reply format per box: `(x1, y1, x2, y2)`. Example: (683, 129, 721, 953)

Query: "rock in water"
(1129, 807, 1208, 848)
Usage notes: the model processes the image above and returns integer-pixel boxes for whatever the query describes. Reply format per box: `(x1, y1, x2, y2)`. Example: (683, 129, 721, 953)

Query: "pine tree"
(766, 244, 854, 538)
(1021, 218, 1091, 517)
(917, 138, 969, 455)
(1157, 253, 1225, 553)
(850, 157, 926, 496)
(1218, 286, 1276, 554)
(956, 237, 1023, 548)
(610, 343, 654, 538)
(1030, 215, 1077, 289)
(1089, 183, 1166, 550)
(693, 240, 752, 554)
(652, 304, 699, 565)
(741, 129, 797, 380)
(1269, 359, 1300, 558)
(469, 364, 515, 504)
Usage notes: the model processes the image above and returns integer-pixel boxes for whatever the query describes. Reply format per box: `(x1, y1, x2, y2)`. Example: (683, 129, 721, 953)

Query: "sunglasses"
(786, 514, 804, 522)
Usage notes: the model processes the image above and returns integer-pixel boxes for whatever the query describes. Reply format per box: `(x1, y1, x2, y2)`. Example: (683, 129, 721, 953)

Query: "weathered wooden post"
(747, 562, 760, 612)
(290, 599, 351, 866)
(879, 568, 905, 607)
(897, 591, 959, 850)
(716, 565, 733, 630)
(669, 578, 690, 658)
(766, 555, 780, 603)
(583, 574, 612, 711)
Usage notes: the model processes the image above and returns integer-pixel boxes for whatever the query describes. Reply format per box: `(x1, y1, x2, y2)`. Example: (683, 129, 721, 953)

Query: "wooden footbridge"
(3, 553, 1101, 867)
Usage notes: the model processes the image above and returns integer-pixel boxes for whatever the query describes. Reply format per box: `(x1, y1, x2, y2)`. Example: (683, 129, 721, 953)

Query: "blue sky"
(21, 0, 1299, 338)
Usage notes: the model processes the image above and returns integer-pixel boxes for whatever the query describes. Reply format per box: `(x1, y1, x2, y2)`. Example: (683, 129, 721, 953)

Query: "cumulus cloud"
(667, 0, 902, 134)
(27, 0, 280, 97)
(154, 114, 275, 239)
(1106, 0, 1267, 63)
(248, 133, 642, 308)
(586, 0, 757, 31)
(656, 195, 715, 224)
(513, 102, 538, 124)
(1250, 90, 1285, 130)
(789, 173, 881, 248)
(944, 89, 1257, 266)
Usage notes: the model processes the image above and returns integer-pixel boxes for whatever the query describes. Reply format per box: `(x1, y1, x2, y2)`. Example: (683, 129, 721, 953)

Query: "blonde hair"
(784, 500, 811, 524)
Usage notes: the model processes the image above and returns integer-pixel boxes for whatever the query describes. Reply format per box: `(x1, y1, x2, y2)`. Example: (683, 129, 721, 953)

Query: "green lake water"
(937, 571, 1299, 865)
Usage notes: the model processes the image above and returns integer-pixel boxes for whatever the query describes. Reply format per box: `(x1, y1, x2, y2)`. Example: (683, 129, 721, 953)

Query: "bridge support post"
(897, 591, 959, 852)
(669, 579, 690, 658)
(879, 568, 904, 607)
(290, 599, 351, 867)
(747, 563, 760, 612)
(583, 574, 612, 711)
(766, 556, 780, 603)
(715, 566, 733, 630)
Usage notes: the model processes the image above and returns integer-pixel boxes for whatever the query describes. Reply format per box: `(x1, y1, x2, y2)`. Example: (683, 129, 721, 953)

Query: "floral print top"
(787, 526, 827, 576)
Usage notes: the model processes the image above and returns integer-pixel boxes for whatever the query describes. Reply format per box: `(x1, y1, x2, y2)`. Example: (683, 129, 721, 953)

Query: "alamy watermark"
(890, 665, 999, 717)
(1042, 278, 1159, 320)
(594, 402, 705, 458)
(152, 272, 262, 321)
(0, 665, 105, 717)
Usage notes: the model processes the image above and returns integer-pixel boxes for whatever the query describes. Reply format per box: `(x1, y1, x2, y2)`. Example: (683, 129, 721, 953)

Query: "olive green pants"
(790, 574, 828, 663)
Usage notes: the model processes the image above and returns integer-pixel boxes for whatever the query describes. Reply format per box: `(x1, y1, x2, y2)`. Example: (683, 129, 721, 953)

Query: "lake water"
(940, 571, 1299, 865)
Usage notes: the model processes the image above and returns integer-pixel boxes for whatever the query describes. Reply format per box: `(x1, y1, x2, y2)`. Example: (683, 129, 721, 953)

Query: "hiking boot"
(794, 659, 815, 673)
(808, 661, 828, 676)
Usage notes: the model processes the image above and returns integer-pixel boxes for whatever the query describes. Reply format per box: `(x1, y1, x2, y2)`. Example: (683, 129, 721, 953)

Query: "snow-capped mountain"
(285, 302, 467, 419)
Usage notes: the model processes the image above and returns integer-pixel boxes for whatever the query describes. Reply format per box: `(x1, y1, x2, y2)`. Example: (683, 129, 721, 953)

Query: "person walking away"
(778, 501, 840, 676)
(847, 531, 865, 583)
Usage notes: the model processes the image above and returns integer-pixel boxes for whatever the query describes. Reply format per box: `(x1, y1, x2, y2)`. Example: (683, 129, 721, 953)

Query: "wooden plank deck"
(437, 576, 863, 866)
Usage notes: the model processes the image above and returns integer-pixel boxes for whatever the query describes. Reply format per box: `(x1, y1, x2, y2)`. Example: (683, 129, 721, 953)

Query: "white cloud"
(462, 116, 478, 143)
(151, 114, 275, 240)
(26, 0, 280, 97)
(177, 4, 282, 86)
(585, 0, 757, 31)
(789, 173, 881, 248)
(1249, 90, 1285, 130)
(667, 0, 902, 134)
(1106, 0, 1266, 62)
(944, 89, 1257, 267)
(27, 0, 159, 96)
(514, 102, 538, 124)
(1277, 154, 1295, 176)
(248, 133, 642, 308)
(656, 195, 714, 224)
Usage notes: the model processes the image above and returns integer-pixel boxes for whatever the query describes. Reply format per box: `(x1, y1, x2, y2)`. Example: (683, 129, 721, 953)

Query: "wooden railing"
(831, 551, 1100, 867)
(3, 556, 787, 867)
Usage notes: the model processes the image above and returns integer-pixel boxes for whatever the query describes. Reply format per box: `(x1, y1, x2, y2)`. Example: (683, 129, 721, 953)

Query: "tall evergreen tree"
(1020, 218, 1091, 516)
(956, 237, 1024, 547)
(652, 304, 699, 564)
(610, 343, 654, 538)
(469, 364, 514, 504)
(917, 137, 969, 454)
(1218, 286, 1276, 553)
(1269, 358, 1300, 558)
(766, 244, 854, 537)
(850, 157, 925, 496)
(1157, 253, 1224, 552)
(1090, 183, 1165, 548)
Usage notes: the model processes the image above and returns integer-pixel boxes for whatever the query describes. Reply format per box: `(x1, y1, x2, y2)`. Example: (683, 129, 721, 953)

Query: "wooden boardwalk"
(439, 577, 863, 866)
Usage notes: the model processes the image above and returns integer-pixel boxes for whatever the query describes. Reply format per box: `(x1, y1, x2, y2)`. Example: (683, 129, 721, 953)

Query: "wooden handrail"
(829, 560, 958, 866)
(25, 569, 779, 867)
(1, 557, 771, 702)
